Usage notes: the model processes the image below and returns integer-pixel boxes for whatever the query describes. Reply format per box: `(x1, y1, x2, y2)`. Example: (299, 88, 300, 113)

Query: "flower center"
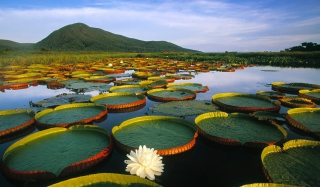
(140, 151, 152, 166)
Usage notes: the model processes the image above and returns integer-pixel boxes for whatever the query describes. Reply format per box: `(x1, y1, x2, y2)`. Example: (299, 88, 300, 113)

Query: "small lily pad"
(167, 82, 209, 93)
(147, 88, 196, 102)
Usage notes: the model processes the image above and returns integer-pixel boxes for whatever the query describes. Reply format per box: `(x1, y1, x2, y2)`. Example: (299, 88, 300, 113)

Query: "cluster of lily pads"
(0, 58, 320, 186)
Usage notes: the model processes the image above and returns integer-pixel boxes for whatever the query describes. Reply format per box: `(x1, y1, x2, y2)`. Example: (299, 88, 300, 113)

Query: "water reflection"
(0, 66, 319, 187)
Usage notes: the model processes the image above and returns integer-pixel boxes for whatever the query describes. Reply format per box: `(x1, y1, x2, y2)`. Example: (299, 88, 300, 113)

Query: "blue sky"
(1, 0, 320, 52)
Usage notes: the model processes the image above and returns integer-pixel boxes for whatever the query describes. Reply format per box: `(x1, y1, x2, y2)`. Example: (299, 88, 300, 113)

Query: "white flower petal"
(145, 167, 155, 180)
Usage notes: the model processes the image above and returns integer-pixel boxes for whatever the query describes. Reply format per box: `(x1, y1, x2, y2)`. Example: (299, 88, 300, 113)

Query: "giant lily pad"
(0, 125, 113, 182)
(279, 96, 316, 108)
(299, 89, 320, 104)
(286, 108, 320, 137)
(109, 85, 151, 95)
(90, 92, 146, 110)
(261, 139, 320, 187)
(48, 173, 162, 187)
(152, 100, 219, 116)
(271, 82, 320, 94)
(147, 88, 196, 102)
(0, 108, 35, 137)
(32, 93, 92, 108)
(35, 103, 107, 129)
(112, 115, 198, 155)
(195, 112, 287, 148)
(167, 82, 209, 93)
(212, 92, 281, 113)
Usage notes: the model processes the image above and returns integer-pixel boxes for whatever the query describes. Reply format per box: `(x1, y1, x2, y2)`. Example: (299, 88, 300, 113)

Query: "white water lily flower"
(124, 145, 164, 180)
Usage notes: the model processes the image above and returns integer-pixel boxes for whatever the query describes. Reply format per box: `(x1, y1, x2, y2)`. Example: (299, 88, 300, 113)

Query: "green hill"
(34, 23, 198, 52)
(0, 39, 33, 50)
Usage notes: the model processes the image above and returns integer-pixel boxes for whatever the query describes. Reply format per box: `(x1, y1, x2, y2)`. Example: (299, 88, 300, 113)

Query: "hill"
(33, 23, 198, 52)
(0, 40, 33, 51)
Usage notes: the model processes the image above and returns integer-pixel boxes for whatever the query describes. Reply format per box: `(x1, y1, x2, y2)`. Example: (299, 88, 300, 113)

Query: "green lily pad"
(112, 115, 198, 155)
(114, 78, 142, 86)
(262, 139, 320, 187)
(48, 173, 162, 187)
(167, 82, 209, 93)
(109, 85, 151, 95)
(147, 88, 196, 102)
(272, 82, 320, 94)
(1, 125, 113, 182)
(195, 112, 287, 147)
(152, 100, 219, 116)
(212, 92, 281, 113)
(90, 92, 146, 110)
(286, 108, 320, 136)
(251, 111, 286, 122)
(299, 89, 320, 104)
(256, 90, 285, 99)
(279, 96, 316, 108)
(0, 108, 35, 137)
(32, 93, 92, 108)
(35, 103, 107, 128)
(65, 81, 112, 93)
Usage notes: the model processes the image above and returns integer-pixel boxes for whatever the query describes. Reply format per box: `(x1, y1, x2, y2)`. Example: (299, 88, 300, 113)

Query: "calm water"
(0, 66, 319, 187)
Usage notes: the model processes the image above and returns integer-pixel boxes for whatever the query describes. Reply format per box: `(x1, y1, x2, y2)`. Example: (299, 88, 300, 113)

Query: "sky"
(1, 0, 320, 52)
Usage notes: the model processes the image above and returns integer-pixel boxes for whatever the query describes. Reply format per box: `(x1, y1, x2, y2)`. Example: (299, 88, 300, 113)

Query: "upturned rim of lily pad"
(0, 108, 35, 137)
(195, 111, 287, 148)
(90, 92, 146, 110)
(212, 92, 281, 113)
(0, 125, 113, 182)
(112, 115, 198, 156)
(35, 103, 108, 129)
(147, 88, 196, 102)
(48, 173, 162, 187)
(286, 108, 320, 136)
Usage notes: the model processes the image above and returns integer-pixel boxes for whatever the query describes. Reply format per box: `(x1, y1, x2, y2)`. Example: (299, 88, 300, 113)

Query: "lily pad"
(152, 100, 219, 116)
(32, 93, 92, 108)
(251, 111, 286, 122)
(212, 92, 281, 113)
(299, 89, 320, 104)
(262, 139, 320, 187)
(112, 115, 198, 155)
(241, 183, 297, 187)
(114, 78, 142, 86)
(256, 90, 285, 99)
(109, 85, 151, 95)
(90, 92, 146, 110)
(0, 108, 35, 137)
(147, 88, 196, 102)
(279, 96, 316, 108)
(272, 82, 320, 94)
(65, 81, 112, 93)
(167, 82, 209, 93)
(48, 173, 162, 187)
(286, 108, 320, 137)
(35, 103, 108, 129)
(1, 125, 113, 182)
(195, 112, 287, 147)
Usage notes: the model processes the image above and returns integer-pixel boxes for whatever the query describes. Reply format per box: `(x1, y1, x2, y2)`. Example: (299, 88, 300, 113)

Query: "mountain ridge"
(0, 23, 199, 52)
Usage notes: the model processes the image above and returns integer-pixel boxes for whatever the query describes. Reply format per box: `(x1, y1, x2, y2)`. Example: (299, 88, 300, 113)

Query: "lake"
(0, 66, 319, 187)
